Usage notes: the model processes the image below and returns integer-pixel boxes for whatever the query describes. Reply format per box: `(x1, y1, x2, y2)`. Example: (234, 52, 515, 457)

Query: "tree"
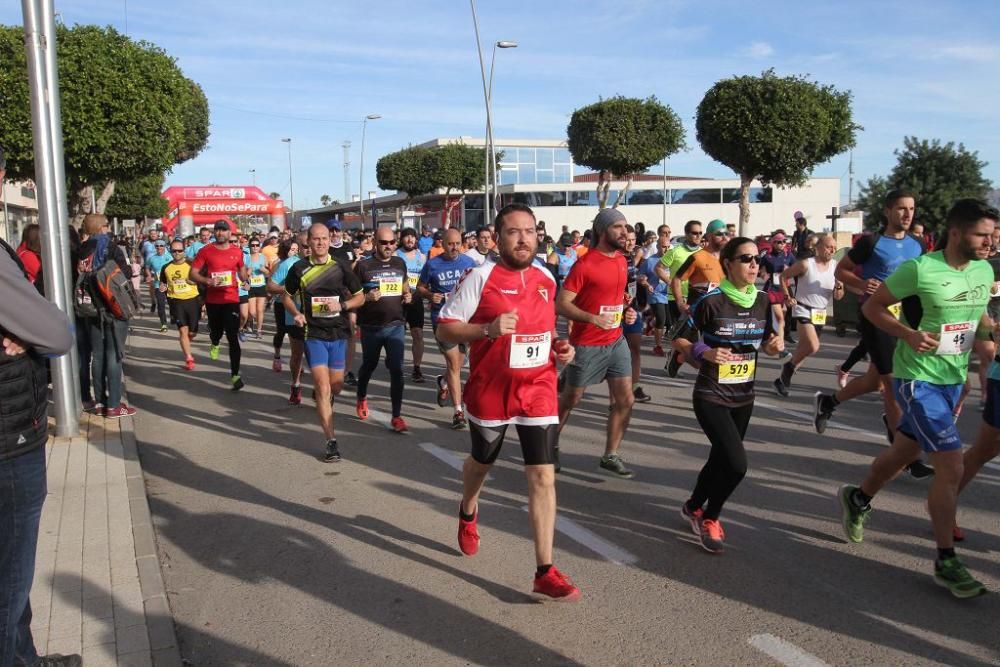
(856, 137, 992, 233)
(0, 24, 209, 223)
(566, 96, 685, 208)
(320, 194, 332, 206)
(696, 69, 858, 235)
(105, 172, 168, 220)
(268, 192, 281, 201)
(376, 146, 438, 204)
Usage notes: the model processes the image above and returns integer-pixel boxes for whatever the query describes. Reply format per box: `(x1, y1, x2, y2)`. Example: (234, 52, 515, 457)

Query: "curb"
(120, 416, 184, 667)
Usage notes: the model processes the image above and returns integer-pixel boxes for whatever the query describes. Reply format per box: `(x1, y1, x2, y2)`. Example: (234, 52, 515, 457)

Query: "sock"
(851, 488, 873, 509)
(459, 505, 476, 522)
(535, 564, 552, 577)
(937, 547, 956, 561)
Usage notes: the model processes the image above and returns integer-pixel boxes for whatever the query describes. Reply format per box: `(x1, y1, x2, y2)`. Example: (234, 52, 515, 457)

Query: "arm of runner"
(654, 260, 671, 285)
(556, 288, 605, 327)
(863, 274, 936, 352)
(780, 260, 806, 305)
(976, 311, 994, 340)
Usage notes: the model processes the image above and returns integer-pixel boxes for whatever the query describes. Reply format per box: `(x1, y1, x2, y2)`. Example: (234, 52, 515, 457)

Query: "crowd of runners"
(67, 192, 1000, 603)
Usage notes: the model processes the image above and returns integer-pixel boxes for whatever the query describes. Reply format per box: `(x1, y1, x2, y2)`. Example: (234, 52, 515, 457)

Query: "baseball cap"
(328, 221, 342, 231)
(771, 232, 787, 242)
(268, 231, 279, 238)
(433, 231, 443, 240)
(706, 219, 727, 235)
(558, 232, 573, 246)
(154, 240, 166, 247)
(213, 220, 229, 231)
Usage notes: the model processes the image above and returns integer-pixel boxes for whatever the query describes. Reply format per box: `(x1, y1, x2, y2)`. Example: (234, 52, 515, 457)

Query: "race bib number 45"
(600, 304, 624, 327)
(936, 321, 975, 356)
(311, 296, 340, 318)
(509, 332, 551, 369)
(718, 353, 756, 385)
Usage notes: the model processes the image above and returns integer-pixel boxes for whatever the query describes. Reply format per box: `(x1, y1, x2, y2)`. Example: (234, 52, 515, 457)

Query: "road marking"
(418, 442, 466, 472)
(522, 506, 637, 565)
(367, 407, 393, 430)
(749, 634, 831, 667)
(754, 399, 884, 441)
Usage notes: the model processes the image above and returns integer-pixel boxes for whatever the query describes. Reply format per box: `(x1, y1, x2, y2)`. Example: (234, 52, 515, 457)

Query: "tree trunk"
(613, 176, 634, 209)
(68, 181, 116, 228)
(597, 169, 608, 209)
(738, 174, 752, 238)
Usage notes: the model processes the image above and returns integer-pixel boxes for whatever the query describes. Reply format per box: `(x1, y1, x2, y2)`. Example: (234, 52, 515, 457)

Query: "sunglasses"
(171, 248, 185, 254)
(378, 240, 396, 246)
(250, 243, 260, 247)
(688, 231, 703, 237)
(713, 232, 729, 238)
(734, 254, 759, 265)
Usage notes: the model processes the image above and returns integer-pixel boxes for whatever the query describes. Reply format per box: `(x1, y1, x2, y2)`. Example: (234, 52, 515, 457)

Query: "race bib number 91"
(509, 332, 551, 369)
(718, 353, 756, 385)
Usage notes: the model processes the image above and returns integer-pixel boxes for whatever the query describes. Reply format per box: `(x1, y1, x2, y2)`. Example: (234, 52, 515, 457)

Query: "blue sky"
(4, 0, 1000, 209)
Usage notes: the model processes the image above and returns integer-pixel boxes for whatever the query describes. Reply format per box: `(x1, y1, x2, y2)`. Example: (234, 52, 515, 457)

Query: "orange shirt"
(429, 246, 444, 259)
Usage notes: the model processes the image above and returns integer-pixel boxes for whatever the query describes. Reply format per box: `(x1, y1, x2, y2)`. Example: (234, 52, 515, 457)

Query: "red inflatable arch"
(161, 186, 286, 237)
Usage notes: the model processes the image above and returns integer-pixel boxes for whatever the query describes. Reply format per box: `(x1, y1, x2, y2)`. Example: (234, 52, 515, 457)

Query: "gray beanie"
(592, 207, 627, 240)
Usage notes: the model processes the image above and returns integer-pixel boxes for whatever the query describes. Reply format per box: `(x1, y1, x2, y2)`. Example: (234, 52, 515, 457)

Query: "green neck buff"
(719, 278, 757, 308)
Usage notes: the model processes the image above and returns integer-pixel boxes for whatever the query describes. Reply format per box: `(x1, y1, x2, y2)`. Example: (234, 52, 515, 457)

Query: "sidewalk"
(29, 410, 181, 667)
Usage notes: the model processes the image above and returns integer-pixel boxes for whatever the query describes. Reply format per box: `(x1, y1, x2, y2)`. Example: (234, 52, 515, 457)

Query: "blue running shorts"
(304, 338, 348, 371)
(894, 379, 964, 453)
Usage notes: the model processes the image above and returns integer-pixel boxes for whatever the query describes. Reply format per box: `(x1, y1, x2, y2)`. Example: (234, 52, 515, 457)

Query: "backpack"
(75, 240, 139, 320)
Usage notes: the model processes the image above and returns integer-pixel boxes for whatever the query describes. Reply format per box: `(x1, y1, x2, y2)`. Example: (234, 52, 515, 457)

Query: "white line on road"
(418, 442, 466, 472)
(754, 399, 884, 441)
(367, 407, 393, 430)
(522, 506, 637, 565)
(749, 634, 831, 667)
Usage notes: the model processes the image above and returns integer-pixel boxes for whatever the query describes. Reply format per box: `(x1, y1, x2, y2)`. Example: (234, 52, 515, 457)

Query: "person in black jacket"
(0, 235, 76, 667)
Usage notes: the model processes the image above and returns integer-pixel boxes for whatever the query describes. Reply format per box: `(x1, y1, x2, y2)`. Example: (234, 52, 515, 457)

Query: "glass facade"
(497, 145, 574, 185)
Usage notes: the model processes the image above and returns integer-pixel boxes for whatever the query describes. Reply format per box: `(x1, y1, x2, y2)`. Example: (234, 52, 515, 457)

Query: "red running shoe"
(458, 507, 480, 556)
(184, 357, 195, 371)
(356, 398, 369, 420)
(953, 525, 965, 542)
(288, 385, 302, 405)
(652, 345, 666, 357)
(680, 503, 704, 536)
(699, 518, 725, 554)
(532, 566, 581, 602)
(391, 416, 409, 433)
(272, 357, 283, 373)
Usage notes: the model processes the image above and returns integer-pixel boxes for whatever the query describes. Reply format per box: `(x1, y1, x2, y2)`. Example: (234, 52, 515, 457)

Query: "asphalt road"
(122, 312, 1000, 666)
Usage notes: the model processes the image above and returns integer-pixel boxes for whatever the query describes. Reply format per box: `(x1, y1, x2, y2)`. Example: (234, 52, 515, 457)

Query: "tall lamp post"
(281, 138, 294, 228)
(249, 168, 256, 187)
(485, 40, 517, 224)
(358, 113, 381, 230)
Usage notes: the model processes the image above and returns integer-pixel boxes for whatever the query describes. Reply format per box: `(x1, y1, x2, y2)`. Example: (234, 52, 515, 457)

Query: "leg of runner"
(253, 296, 265, 338)
(526, 462, 556, 565)
(603, 377, 635, 477)
(272, 302, 287, 372)
(178, 324, 192, 366)
(288, 335, 304, 404)
(444, 346, 466, 428)
(651, 303, 667, 355)
(384, 324, 406, 423)
(155, 288, 168, 331)
(355, 327, 383, 420)
(625, 332, 649, 403)
(410, 324, 425, 381)
(344, 313, 358, 387)
(238, 300, 249, 339)
(206, 304, 224, 362)
(774, 321, 820, 396)
(221, 304, 243, 389)
(836, 339, 868, 388)
(959, 423, 1000, 493)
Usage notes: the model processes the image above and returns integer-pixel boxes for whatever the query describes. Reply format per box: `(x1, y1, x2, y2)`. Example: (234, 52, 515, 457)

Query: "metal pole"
(286, 141, 294, 228)
(470, 0, 494, 222)
(661, 156, 668, 227)
(22, 0, 79, 436)
(485, 43, 497, 225)
(359, 117, 368, 223)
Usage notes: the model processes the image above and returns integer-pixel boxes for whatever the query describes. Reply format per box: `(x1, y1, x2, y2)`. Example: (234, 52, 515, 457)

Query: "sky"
(4, 0, 1000, 211)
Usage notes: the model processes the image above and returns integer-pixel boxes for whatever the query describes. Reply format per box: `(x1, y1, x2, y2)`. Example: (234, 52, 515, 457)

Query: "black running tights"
(273, 302, 288, 351)
(840, 339, 868, 373)
(207, 303, 241, 376)
(689, 398, 753, 520)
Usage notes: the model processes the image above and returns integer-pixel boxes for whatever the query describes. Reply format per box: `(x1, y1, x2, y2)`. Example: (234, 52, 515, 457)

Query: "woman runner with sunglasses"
(246, 240, 271, 339)
(673, 237, 784, 553)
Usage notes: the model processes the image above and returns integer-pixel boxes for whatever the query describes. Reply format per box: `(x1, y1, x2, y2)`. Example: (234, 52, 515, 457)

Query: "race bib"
(380, 278, 403, 297)
(888, 303, 902, 320)
(311, 296, 340, 318)
(810, 309, 827, 326)
(407, 275, 419, 288)
(249, 275, 266, 288)
(600, 304, 624, 327)
(718, 353, 756, 385)
(509, 332, 551, 369)
(172, 279, 193, 294)
(211, 271, 233, 287)
(936, 321, 975, 356)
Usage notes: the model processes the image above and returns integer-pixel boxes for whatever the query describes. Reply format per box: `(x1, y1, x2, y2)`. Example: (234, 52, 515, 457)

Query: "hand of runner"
(786, 296, 796, 307)
(624, 308, 637, 325)
(762, 333, 784, 356)
(293, 313, 307, 327)
(864, 278, 881, 295)
(593, 312, 618, 330)
(367, 289, 382, 302)
(402, 290, 412, 304)
(159, 283, 167, 293)
(703, 347, 735, 364)
(431, 292, 444, 304)
(904, 328, 938, 353)
(553, 338, 574, 364)
(2, 335, 26, 356)
(489, 309, 519, 338)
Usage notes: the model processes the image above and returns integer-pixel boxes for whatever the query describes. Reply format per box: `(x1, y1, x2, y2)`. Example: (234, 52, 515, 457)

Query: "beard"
(605, 232, 627, 252)
(500, 244, 535, 269)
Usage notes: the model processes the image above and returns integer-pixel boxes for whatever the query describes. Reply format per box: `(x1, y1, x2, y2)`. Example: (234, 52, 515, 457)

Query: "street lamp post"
(485, 40, 517, 224)
(249, 168, 256, 187)
(280, 138, 294, 228)
(358, 113, 381, 230)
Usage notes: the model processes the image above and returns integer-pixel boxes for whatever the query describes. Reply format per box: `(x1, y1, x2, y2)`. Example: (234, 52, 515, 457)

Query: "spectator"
(791, 212, 814, 256)
(15, 224, 42, 287)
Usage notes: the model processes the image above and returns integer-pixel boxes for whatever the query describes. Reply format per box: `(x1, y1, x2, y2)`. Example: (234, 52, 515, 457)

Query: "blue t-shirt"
(642, 251, 670, 305)
(140, 240, 157, 262)
(247, 254, 268, 289)
(145, 253, 172, 288)
(848, 233, 925, 289)
(418, 253, 477, 323)
(186, 240, 206, 260)
(270, 255, 300, 324)
(417, 235, 434, 255)
(760, 251, 795, 292)
(396, 248, 426, 291)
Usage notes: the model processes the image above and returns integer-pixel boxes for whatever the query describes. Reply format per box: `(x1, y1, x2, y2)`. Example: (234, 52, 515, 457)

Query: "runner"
(837, 198, 996, 598)
(160, 240, 201, 370)
(189, 219, 248, 391)
(139, 228, 159, 313)
(773, 234, 845, 396)
(185, 226, 212, 260)
(641, 224, 672, 356)
(557, 208, 638, 478)
(674, 237, 783, 553)
(622, 225, 651, 403)
(246, 239, 271, 339)
(657, 220, 704, 376)
(546, 233, 578, 289)
(328, 222, 360, 387)
(354, 226, 411, 433)
(463, 227, 495, 265)
(143, 240, 171, 332)
(813, 190, 934, 478)
(396, 228, 427, 383)
(436, 202, 580, 601)
(419, 228, 477, 428)
(758, 232, 796, 348)
(268, 239, 306, 403)
(282, 223, 365, 462)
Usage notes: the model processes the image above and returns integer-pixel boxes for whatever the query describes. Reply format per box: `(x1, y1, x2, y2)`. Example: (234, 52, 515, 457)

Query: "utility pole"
(342, 140, 351, 205)
(848, 149, 855, 208)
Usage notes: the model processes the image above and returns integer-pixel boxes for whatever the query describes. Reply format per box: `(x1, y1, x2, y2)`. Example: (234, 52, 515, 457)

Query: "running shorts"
(623, 312, 643, 335)
(304, 338, 348, 370)
(858, 310, 896, 375)
(404, 299, 425, 329)
(983, 377, 1000, 429)
(239, 294, 249, 305)
(249, 286, 267, 299)
(564, 336, 631, 388)
(169, 297, 200, 332)
(432, 324, 466, 355)
(650, 302, 668, 329)
(894, 379, 964, 453)
(767, 290, 787, 306)
(470, 421, 558, 465)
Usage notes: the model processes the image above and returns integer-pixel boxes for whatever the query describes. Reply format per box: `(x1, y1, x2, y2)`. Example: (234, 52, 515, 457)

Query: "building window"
(671, 188, 722, 204)
(512, 191, 567, 207)
(499, 168, 518, 185)
(518, 163, 536, 184)
(465, 194, 484, 210)
(626, 189, 666, 205)
(569, 190, 617, 207)
(535, 170, 554, 184)
(536, 148, 554, 170)
(722, 187, 773, 203)
(554, 164, 572, 183)
(20, 186, 36, 200)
